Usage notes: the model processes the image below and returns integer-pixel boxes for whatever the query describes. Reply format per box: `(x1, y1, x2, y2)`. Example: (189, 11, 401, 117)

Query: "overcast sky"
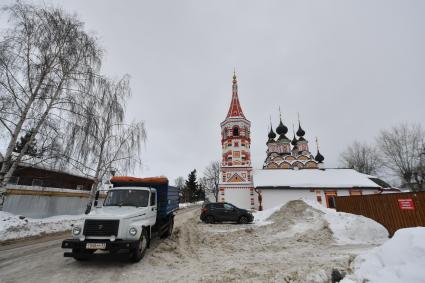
(17, 0, 425, 183)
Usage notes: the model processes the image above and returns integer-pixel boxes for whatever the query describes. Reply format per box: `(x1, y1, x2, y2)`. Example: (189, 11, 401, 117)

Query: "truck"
(62, 176, 179, 262)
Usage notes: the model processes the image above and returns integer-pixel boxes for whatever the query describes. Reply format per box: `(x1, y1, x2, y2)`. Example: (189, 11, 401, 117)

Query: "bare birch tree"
(202, 161, 220, 202)
(65, 76, 146, 212)
(377, 123, 425, 191)
(340, 141, 382, 175)
(174, 176, 185, 202)
(0, 2, 102, 190)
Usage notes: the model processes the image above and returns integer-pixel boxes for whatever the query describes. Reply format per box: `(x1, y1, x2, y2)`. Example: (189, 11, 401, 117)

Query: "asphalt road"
(0, 206, 200, 283)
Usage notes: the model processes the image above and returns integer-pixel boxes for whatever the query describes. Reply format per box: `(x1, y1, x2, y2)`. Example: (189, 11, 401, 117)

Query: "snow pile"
(304, 199, 389, 245)
(252, 204, 284, 226)
(342, 227, 425, 283)
(179, 201, 204, 209)
(254, 200, 388, 245)
(0, 211, 83, 242)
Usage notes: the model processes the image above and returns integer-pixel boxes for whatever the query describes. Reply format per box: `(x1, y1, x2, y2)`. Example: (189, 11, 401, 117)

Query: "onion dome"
(291, 135, 298, 146)
(268, 127, 276, 139)
(276, 119, 288, 136)
(267, 129, 277, 145)
(296, 122, 305, 137)
(315, 150, 325, 163)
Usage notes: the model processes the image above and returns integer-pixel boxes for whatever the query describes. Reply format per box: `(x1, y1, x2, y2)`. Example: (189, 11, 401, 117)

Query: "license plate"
(86, 243, 106, 250)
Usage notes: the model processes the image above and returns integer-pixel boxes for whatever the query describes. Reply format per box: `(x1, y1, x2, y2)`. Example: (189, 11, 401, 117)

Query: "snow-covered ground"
(342, 227, 425, 283)
(0, 211, 83, 242)
(1, 200, 422, 283)
(0, 202, 202, 242)
(142, 200, 389, 282)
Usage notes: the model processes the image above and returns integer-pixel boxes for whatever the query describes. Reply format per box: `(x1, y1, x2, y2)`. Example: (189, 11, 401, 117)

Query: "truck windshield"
(104, 189, 150, 207)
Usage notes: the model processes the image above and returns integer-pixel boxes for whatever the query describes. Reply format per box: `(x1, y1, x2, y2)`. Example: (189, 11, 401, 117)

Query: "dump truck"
(62, 176, 179, 262)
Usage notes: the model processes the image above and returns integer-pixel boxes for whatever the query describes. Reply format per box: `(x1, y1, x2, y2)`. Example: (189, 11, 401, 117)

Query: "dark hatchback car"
(200, 202, 254, 224)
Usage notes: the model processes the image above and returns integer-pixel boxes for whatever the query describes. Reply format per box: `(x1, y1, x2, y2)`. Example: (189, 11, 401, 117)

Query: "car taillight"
(201, 208, 208, 213)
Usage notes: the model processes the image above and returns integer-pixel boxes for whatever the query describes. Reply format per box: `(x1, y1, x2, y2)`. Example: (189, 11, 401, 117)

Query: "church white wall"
(225, 188, 252, 210)
(260, 188, 380, 210)
(261, 189, 315, 210)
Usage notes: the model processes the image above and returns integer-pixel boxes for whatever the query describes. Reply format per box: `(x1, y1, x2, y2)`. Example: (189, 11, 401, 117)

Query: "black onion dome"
(268, 127, 276, 139)
(291, 135, 298, 146)
(296, 123, 305, 137)
(315, 150, 325, 163)
(276, 119, 288, 135)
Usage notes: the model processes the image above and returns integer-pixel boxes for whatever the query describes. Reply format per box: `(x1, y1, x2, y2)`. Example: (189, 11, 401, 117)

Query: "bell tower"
(219, 72, 255, 210)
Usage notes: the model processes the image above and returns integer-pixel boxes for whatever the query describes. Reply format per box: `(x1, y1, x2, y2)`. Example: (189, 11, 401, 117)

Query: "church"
(219, 73, 391, 210)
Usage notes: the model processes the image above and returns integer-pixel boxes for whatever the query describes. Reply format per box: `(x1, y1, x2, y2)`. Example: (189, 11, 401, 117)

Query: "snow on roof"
(254, 168, 382, 189)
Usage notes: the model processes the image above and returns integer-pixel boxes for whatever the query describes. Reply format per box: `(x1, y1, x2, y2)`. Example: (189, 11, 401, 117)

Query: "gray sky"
(25, 1, 425, 182)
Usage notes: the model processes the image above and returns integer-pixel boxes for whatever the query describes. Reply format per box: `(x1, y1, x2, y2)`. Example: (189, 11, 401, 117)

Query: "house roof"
(254, 168, 384, 189)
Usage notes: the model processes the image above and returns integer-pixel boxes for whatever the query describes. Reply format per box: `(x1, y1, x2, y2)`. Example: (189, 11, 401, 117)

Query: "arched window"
(233, 127, 239, 136)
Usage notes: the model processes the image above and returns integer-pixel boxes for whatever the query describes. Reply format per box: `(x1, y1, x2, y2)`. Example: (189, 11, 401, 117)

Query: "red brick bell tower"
(218, 72, 255, 210)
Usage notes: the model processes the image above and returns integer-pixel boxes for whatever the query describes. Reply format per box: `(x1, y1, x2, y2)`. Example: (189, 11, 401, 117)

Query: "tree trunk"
(1, 80, 62, 188)
(0, 70, 48, 188)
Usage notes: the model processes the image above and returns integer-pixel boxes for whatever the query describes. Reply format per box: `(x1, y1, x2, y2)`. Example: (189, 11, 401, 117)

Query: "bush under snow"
(342, 227, 425, 283)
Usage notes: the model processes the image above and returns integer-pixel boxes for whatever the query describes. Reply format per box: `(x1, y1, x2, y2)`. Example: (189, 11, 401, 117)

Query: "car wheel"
(206, 215, 215, 224)
(239, 216, 249, 224)
(130, 229, 148, 262)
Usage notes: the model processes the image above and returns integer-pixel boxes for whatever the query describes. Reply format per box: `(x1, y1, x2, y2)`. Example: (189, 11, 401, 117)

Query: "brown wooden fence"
(335, 191, 425, 236)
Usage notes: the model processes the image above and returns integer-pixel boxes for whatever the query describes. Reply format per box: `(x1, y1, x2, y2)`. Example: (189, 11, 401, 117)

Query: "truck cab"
(62, 177, 178, 262)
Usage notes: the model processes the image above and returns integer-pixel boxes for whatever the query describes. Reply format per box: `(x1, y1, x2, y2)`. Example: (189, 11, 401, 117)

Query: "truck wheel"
(239, 216, 249, 224)
(130, 229, 148, 262)
(206, 215, 215, 224)
(162, 216, 174, 238)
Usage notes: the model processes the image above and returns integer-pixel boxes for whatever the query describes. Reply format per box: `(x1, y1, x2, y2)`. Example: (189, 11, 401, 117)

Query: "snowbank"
(342, 227, 425, 283)
(254, 199, 388, 245)
(0, 211, 83, 242)
(252, 204, 284, 226)
(304, 199, 389, 245)
(179, 201, 204, 209)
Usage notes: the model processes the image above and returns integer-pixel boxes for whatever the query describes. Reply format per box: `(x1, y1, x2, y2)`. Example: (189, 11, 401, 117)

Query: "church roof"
(226, 72, 246, 119)
(254, 168, 384, 189)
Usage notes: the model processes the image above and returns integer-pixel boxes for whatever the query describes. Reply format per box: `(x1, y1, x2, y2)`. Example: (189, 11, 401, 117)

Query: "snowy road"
(0, 202, 384, 283)
(0, 206, 200, 283)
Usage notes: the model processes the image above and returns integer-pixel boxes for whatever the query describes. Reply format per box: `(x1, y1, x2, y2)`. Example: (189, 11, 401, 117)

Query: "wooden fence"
(335, 191, 425, 236)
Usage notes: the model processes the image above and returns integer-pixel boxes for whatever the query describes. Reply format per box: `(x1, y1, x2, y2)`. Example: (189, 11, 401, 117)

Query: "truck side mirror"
(94, 191, 100, 207)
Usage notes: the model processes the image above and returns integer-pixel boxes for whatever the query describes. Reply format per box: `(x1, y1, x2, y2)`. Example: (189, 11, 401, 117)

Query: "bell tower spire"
(226, 70, 246, 119)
